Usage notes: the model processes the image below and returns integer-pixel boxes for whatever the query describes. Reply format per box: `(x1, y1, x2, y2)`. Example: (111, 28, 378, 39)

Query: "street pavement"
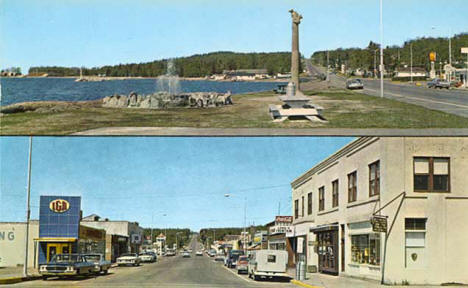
(11, 238, 294, 288)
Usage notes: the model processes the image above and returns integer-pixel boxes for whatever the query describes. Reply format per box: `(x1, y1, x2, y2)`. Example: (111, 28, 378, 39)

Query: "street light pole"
(379, 0, 384, 98)
(243, 197, 247, 255)
(23, 136, 32, 277)
(410, 43, 413, 83)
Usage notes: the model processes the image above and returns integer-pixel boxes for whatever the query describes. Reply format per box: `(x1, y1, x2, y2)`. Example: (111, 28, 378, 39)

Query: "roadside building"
(393, 68, 427, 80)
(80, 214, 143, 262)
(155, 233, 166, 255)
(0, 220, 39, 268)
(290, 137, 467, 285)
(222, 69, 269, 81)
(266, 216, 295, 268)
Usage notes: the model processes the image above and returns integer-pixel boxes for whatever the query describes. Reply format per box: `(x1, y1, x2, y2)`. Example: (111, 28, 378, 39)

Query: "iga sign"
(49, 199, 70, 213)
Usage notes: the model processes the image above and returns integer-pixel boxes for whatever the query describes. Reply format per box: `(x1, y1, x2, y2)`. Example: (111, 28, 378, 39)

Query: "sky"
(1, 0, 467, 74)
(0, 136, 354, 231)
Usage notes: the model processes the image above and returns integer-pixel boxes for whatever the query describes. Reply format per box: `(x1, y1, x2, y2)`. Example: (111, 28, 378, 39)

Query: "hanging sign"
(371, 215, 388, 233)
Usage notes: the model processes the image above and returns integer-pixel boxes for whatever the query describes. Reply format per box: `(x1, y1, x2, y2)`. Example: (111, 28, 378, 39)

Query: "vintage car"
(196, 251, 203, 256)
(39, 254, 94, 280)
(248, 250, 290, 280)
(226, 250, 244, 268)
(346, 78, 364, 90)
(236, 255, 249, 274)
(139, 251, 157, 263)
(182, 251, 191, 258)
(83, 253, 111, 274)
(116, 253, 141, 266)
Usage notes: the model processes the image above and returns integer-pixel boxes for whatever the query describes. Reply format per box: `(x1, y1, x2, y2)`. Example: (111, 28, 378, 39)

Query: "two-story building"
(290, 137, 467, 285)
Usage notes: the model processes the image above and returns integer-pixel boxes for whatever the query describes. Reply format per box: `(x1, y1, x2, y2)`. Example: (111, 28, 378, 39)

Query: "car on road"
(346, 78, 364, 90)
(248, 250, 290, 281)
(214, 253, 225, 262)
(182, 251, 191, 258)
(196, 251, 203, 256)
(40, 254, 95, 280)
(236, 255, 249, 274)
(140, 251, 157, 263)
(427, 78, 450, 89)
(83, 253, 111, 275)
(165, 249, 176, 256)
(207, 249, 216, 257)
(226, 250, 244, 268)
(116, 253, 141, 266)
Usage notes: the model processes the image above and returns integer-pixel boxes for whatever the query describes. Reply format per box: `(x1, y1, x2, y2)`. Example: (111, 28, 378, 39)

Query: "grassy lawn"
(1, 89, 467, 135)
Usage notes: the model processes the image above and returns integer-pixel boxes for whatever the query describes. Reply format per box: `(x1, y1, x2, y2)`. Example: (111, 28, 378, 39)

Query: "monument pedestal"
(269, 90, 326, 122)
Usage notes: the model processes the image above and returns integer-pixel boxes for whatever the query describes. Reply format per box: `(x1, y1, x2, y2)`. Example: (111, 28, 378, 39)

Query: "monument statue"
(289, 9, 302, 90)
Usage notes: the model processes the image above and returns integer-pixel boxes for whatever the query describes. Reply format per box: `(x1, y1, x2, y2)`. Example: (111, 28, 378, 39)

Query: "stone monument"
(269, 9, 325, 122)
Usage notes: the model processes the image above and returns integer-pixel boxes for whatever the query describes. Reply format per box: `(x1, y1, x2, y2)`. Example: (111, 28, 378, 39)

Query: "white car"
(116, 253, 141, 266)
(346, 78, 364, 90)
(182, 251, 190, 258)
(139, 252, 157, 263)
(196, 251, 203, 256)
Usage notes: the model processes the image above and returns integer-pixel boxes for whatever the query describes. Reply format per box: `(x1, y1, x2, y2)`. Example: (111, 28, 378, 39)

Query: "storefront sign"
(275, 216, 293, 223)
(269, 225, 293, 235)
(131, 234, 141, 244)
(49, 199, 70, 213)
(0, 231, 15, 241)
(371, 216, 388, 233)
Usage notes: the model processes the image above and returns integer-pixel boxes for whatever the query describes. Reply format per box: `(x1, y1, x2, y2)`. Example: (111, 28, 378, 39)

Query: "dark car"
(83, 254, 111, 274)
(39, 254, 95, 280)
(226, 250, 244, 268)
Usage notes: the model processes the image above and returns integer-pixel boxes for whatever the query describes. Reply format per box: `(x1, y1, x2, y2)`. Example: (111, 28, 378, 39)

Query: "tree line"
(142, 228, 191, 248)
(199, 225, 268, 247)
(28, 52, 293, 77)
(311, 33, 468, 72)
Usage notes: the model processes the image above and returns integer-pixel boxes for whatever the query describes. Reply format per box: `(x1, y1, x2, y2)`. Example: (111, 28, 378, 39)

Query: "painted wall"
(0, 221, 39, 268)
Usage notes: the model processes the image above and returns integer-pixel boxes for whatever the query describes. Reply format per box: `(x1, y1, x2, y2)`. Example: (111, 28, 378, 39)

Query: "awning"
(34, 237, 77, 242)
(310, 224, 339, 233)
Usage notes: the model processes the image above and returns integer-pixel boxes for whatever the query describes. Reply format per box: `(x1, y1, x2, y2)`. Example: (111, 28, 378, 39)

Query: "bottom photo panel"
(1, 136, 467, 288)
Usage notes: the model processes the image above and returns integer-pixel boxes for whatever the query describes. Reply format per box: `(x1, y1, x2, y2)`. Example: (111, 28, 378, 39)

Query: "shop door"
(46, 243, 71, 262)
(317, 229, 339, 275)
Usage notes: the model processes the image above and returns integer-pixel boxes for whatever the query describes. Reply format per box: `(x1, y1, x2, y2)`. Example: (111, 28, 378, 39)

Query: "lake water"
(0, 78, 285, 106)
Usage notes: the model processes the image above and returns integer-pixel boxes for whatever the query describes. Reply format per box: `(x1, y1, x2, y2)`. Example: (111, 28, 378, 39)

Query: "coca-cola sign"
(275, 216, 293, 223)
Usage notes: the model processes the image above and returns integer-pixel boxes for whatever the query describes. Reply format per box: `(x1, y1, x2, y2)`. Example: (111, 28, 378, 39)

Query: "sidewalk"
(0, 267, 41, 285)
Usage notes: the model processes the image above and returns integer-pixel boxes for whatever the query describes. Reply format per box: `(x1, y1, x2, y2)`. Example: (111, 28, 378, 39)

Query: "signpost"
(462, 47, 468, 88)
(371, 215, 388, 233)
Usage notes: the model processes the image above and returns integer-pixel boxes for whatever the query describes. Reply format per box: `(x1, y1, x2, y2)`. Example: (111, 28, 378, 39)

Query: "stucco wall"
(0, 221, 39, 268)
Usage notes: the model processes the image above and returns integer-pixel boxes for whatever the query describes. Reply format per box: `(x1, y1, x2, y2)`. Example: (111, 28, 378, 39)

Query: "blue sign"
(39, 196, 81, 238)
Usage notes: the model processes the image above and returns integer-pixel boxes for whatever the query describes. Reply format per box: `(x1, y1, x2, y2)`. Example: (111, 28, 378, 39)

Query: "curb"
(290, 279, 322, 288)
(0, 275, 41, 285)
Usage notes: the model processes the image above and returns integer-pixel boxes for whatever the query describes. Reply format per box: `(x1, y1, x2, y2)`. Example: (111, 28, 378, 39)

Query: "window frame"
(332, 179, 339, 208)
(348, 171, 357, 203)
(307, 192, 312, 215)
(294, 199, 299, 219)
(301, 196, 305, 217)
(413, 157, 450, 193)
(368, 160, 380, 197)
(318, 186, 325, 211)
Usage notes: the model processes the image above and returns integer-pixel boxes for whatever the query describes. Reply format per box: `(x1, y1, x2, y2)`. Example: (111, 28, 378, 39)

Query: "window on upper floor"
(348, 171, 357, 203)
(332, 179, 339, 208)
(307, 192, 312, 215)
(301, 196, 305, 217)
(369, 161, 380, 197)
(414, 157, 450, 192)
(294, 199, 299, 219)
(318, 186, 325, 211)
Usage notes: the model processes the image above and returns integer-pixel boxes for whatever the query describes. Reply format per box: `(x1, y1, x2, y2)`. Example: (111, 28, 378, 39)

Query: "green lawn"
(1, 90, 467, 135)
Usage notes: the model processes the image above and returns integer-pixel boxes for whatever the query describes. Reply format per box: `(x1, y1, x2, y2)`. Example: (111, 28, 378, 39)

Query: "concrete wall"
(291, 137, 468, 285)
(0, 221, 39, 268)
(80, 221, 129, 237)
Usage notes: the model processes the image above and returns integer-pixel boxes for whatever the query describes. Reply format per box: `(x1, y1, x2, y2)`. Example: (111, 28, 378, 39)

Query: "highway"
(13, 238, 294, 288)
(305, 60, 468, 118)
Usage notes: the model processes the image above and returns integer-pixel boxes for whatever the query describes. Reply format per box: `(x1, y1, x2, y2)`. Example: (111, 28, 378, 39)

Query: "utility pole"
(326, 50, 330, 82)
(410, 43, 413, 83)
(243, 197, 247, 255)
(379, 0, 384, 98)
(374, 49, 378, 79)
(23, 136, 32, 277)
(449, 30, 452, 65)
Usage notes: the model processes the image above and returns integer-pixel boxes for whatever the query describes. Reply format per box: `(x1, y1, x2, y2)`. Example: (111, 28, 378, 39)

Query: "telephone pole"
(379, 0, 384, 98)
(23, 136, 32, 277)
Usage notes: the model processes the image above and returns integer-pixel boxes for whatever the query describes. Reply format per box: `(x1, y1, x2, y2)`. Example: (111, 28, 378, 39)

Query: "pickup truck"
(427, 78, 450, 89)
(248, 250, 290, 281)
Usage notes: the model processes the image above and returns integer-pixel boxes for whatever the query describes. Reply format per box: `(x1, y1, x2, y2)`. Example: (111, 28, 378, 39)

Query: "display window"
(351, 234, 380, 266)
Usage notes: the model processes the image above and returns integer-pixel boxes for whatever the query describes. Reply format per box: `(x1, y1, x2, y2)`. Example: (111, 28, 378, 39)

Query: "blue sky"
(0, 137, 353, 231)
(1, 0, 467, 74)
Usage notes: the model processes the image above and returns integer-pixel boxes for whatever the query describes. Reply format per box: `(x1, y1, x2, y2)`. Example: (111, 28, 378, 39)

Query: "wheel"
(42, 276, 48, 281)
(254, 275, 260, 281)
(103, 269, 108, 275)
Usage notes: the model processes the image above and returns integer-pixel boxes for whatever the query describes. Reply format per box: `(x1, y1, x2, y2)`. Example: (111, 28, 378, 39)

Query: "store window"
(319, 186, 325, 211)
(332, 180, 339, 207)
(369, 161, 380, 196)
(294, 199, 299, 219)
(351, 234, 380, 266)
(348, 171, 357, 203)
(414, 157, 450, 192)
(307, 192, 312, 215)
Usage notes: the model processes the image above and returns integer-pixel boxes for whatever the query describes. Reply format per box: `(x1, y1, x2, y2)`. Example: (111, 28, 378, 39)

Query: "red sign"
(275, 216, 293, 223)
(49, 199, 70, 213)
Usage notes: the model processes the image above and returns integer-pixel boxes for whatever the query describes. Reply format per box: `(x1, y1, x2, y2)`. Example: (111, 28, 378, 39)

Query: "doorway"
(46, 243, 72, 262)
(317, 228, 339, 275)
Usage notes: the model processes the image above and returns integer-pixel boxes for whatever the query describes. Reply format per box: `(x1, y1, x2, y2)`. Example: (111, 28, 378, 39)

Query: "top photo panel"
(1, 0, 467, 136)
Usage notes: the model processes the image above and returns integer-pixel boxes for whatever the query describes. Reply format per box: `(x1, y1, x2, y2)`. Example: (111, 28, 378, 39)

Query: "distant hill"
(311, 33, 468, 71)
(28, 51, 293, 77)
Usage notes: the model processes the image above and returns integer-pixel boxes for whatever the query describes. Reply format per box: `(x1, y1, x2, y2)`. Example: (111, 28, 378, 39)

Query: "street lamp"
(379, 0, 384, 98)
(224, 193, 247, 254)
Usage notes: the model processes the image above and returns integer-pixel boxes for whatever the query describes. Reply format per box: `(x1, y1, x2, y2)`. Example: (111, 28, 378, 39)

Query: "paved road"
(306, 61, 468, 118)
(13, 238, 294, 288)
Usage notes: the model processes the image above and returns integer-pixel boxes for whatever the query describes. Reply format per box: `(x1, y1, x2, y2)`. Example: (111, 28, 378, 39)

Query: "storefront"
(311, 224, 339, 275)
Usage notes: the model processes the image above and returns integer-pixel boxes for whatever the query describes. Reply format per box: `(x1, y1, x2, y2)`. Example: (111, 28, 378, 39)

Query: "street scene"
(1, 136, 467, 287)
(1, 1, 468, 134)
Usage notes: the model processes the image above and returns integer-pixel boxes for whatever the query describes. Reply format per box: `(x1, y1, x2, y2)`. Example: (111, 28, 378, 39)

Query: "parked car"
(214, 253, 225, 262)
(83, 254, 111, 275)
(165, 249, 176, 256)
(248, 250, 290, 281)
(39, 254, 94, 280)
(346, 78, 364, 90)
(182, 251, 191, 258)
(226, 250, 244, 268)
(427, 78, 450, 89)
(140, 251, 157, 263)
(236, 255, 249, 274)
(196, 251, 203, 256)
(208, 249, 216, 257)
(116, 253, 141, 266)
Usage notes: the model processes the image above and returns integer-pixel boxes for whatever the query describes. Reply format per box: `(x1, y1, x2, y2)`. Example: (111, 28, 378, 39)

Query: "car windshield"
(84, 255, 101, 262)
(238, 256, 248, 261)
(51, 254, 81, 263)
(121, 253, 137, 257)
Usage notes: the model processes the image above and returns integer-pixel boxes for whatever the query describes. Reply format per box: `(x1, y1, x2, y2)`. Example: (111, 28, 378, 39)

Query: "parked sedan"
(196, 251, 203, 256)
(116, 253, 141, 266)
(140, 252, 157, 263)
(182, 251, 191, 258)
(214, 253, 225, 262)
(83, 254, 111, 275)
(40, 254, 94, 280)
(236, 255, 249, 274)
(346, 78, 364, 90)
(427, 78, 450, 89)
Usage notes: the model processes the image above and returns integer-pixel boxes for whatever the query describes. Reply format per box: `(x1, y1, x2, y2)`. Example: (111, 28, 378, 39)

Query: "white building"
(290, 137, 468, 285)
(394, 68, 427, 79)
(0, 221, 39, 268)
